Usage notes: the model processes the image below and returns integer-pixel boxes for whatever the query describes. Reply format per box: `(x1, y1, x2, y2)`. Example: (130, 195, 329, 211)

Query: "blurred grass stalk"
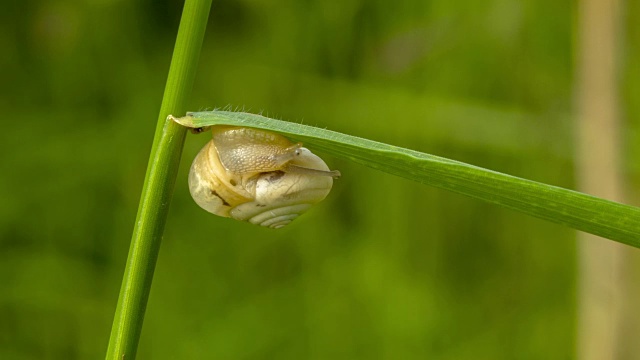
(105, 0, 212, 359)
(575, 0, 633, 358)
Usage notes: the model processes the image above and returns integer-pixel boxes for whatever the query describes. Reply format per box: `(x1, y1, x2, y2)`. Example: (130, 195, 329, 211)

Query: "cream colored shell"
(188, 126, 336, 228)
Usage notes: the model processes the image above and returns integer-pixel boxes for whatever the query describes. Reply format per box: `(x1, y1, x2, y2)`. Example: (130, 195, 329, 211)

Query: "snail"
(188, 125, 340, 228)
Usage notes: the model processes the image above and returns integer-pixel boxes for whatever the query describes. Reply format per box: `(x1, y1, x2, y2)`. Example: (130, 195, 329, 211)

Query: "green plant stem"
(105, 0, 212, 359)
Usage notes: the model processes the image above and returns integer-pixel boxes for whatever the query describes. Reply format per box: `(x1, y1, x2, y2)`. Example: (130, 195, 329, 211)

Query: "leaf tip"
(170, 114, 196, 128)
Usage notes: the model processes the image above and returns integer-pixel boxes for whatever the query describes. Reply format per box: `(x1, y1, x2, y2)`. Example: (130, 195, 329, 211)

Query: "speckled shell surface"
(188, 127, 334, 228)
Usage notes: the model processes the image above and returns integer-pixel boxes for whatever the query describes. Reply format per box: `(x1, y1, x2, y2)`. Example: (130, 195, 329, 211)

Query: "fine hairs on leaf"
(172, 110, 640, 248)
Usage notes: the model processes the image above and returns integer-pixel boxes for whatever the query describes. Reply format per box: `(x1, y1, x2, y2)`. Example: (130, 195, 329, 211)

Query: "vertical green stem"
(106, 0, 212, 359)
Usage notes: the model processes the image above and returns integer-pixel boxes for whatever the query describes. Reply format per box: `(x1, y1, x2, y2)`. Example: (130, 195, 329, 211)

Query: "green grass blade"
(173, 110, 640, 248)
(105, 1, 212, 359)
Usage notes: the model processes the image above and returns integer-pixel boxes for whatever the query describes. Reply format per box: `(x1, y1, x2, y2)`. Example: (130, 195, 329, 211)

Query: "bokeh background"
(1, 0, 639, 359)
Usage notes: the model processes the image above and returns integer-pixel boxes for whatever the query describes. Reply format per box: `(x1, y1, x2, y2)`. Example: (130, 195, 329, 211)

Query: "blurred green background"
(1, 0, 638, 359)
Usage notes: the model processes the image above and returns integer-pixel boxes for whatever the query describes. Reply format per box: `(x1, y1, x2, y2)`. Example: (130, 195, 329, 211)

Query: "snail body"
(189, 126, 339, 228)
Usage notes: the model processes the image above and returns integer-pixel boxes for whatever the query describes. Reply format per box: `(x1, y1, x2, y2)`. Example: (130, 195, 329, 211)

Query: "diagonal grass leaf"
(173, 110, 640, 248)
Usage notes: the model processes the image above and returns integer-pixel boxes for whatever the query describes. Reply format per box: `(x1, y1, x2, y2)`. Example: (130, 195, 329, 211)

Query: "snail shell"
(188, 126, 339, 229)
